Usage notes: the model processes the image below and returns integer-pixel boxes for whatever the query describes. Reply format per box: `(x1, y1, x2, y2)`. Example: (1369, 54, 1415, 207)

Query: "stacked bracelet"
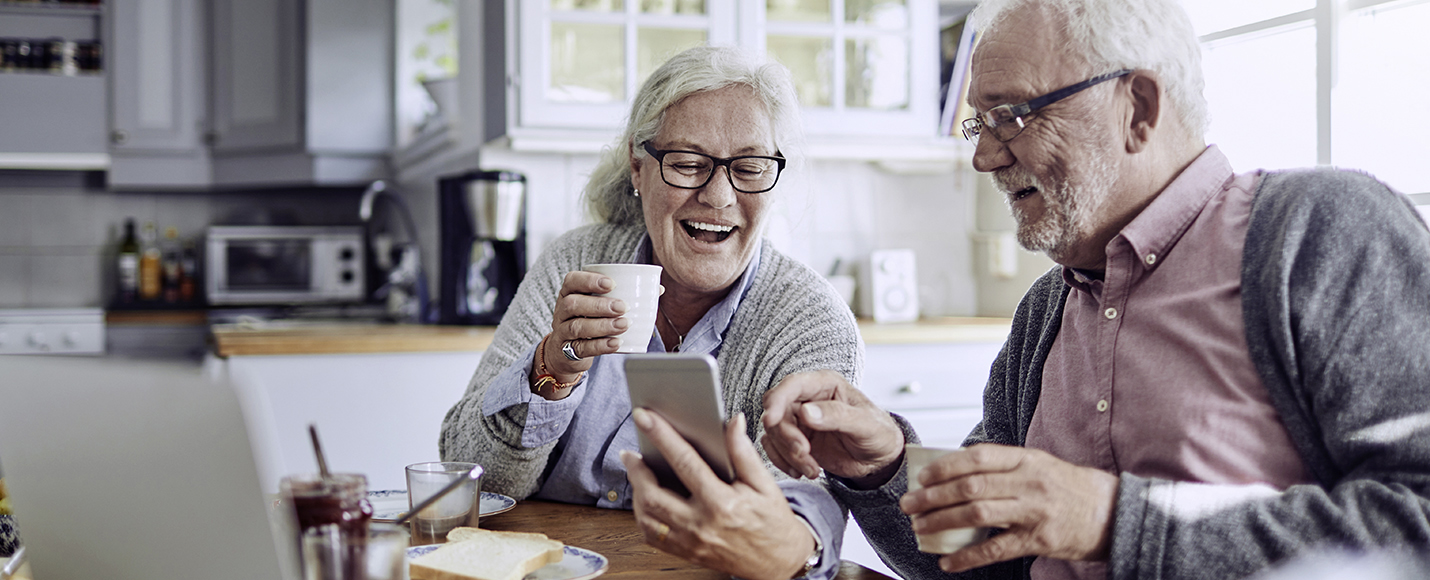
(533, 334, 584, 396)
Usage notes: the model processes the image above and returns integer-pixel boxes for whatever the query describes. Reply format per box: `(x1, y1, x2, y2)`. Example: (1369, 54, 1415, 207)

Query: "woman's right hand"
(541, 271, 630, 379)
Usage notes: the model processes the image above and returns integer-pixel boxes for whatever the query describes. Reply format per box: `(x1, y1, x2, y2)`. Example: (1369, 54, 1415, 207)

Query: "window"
(1189, 0, 1430, 194)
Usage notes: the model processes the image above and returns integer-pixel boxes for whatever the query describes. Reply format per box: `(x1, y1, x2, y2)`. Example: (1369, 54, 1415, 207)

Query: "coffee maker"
(438, 170, 528, 325)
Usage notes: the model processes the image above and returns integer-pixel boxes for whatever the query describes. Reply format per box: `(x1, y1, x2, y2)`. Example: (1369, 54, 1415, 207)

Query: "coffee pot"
(438, 170, 527, 325)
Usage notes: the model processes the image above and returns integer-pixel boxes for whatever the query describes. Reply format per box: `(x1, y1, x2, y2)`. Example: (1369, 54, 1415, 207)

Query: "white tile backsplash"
(1, 154, 1012, 316)
(28, 251, 104, 307)
(0, 254, 29, 304)
(0, 193, 36, 246)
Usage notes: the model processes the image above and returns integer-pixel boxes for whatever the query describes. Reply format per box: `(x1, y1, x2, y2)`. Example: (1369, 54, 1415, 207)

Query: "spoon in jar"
(308, 424, 332, 481)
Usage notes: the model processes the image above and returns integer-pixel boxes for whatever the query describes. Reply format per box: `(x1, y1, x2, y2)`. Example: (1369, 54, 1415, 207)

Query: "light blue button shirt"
(481, 234, 759, 508)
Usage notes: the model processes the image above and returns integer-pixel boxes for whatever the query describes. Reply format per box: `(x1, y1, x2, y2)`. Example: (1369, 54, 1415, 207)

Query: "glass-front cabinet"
(517, 0, 733, 131)
(513, 0, 937, 140)
(759, 0, 936, 137)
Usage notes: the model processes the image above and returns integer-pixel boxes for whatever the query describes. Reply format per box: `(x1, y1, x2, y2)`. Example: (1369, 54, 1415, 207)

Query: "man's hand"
(620, 408, 816, 580)
(761, 370, 905, 487)
(900, 444, 1119, 573)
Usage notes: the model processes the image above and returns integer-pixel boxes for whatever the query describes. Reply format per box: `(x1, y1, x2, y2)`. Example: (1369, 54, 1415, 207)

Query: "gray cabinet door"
(107, 0, 205, 152)
(208, 0, 302, 152)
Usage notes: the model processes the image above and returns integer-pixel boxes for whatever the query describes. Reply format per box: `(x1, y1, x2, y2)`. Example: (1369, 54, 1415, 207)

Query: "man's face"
(967, 8, 1125, 270)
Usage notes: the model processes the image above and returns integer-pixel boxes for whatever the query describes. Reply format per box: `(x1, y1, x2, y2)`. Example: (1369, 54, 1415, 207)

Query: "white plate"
(406, 544, 608, 580)
(368, 490, 516, 522)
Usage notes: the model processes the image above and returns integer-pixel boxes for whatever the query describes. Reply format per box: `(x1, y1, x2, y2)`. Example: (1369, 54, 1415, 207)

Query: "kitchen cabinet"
(105, 0, 392, 189)
(481, 0, 941, 151)
(861, 339, 1001, 447)
(106, 0, 211, 185)
(209, 322, 495, 492)
(216, 350, 484, 493)
(396, 0, 958, 175)
(0, 1, 108, 169)
(207, 0, 302, 153)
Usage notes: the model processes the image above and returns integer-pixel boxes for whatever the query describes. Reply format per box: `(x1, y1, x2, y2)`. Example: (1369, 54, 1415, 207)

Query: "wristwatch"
(791, 515, 823, 578)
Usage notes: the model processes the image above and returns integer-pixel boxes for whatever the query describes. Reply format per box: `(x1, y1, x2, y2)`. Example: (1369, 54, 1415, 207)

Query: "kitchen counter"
(859, 316, 1010, 344)
(211, 322, 496, 357)
(209, 316, 1010, 357)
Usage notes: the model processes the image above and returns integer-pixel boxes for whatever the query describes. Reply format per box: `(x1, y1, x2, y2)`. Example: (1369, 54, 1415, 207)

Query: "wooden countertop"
(210, 316, 1009, 357)
(211, 322, 496, 357)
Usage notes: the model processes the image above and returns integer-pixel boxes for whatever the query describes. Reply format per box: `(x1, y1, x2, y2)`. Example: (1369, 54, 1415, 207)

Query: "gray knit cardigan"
(834, 168, 1430, 580)
(438, 222, 864, 499)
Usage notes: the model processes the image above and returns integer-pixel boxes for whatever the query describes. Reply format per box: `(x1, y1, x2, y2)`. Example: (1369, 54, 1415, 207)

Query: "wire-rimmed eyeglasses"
(641, 141, 787, 194)
(961, 69, 1134, 145)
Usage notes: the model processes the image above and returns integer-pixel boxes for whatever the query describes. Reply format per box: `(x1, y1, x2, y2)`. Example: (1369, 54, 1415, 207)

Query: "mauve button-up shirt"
(1024, 146, 1313, 580)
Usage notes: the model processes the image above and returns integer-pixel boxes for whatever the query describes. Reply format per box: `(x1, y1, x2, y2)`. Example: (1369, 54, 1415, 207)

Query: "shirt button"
(1145, 254, 1157, 265)
(1104, 307, 1118, 320)
(1096, 399, 1110, 412)
(606, 490, 618, 502)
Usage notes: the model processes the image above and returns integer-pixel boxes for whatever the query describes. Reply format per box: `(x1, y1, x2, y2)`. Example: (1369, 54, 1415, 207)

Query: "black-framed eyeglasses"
(961, 69, 1133, 145)
(641, 141, 787, 194)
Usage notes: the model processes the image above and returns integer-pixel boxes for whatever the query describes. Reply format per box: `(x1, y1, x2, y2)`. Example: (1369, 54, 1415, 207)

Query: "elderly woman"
(438, 46, 861, 579)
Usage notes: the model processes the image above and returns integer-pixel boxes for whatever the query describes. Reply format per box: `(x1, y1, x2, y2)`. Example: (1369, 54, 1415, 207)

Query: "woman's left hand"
(620, 410, 816, 580)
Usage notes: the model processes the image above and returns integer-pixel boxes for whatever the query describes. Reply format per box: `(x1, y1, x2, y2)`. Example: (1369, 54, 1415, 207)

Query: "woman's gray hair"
(970, 0, 1209, 138)
(583, 45, 803, 226)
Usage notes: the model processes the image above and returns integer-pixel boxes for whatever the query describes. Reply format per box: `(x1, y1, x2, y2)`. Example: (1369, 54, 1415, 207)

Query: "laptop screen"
(0, 356, 297, 580)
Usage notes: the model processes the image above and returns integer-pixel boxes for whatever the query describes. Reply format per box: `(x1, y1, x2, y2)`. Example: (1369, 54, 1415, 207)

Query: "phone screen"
(623, 353, 736, 496)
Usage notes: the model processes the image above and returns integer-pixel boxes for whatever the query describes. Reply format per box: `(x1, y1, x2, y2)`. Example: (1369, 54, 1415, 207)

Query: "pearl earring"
(633, 188, 640, 197)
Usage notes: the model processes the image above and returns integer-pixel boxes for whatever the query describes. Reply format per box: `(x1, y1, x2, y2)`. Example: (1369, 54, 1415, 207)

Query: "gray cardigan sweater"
(835, 168, 1430, 580)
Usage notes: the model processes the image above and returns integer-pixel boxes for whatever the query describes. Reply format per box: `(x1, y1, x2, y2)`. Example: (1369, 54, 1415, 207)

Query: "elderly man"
(629, 0, 1430, 579)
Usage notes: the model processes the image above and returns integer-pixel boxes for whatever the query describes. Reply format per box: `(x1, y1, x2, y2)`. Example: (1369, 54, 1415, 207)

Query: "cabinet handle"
(110, 129, 128, 144)
(897, 381, 923, 395)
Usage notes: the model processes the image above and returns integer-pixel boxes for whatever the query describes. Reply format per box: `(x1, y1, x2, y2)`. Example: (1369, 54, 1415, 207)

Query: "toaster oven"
(205, 226, 365, 305)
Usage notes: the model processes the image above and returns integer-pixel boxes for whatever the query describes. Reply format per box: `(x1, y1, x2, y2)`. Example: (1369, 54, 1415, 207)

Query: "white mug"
(905, 444, 991, 553)
(582, 264, 663, 353)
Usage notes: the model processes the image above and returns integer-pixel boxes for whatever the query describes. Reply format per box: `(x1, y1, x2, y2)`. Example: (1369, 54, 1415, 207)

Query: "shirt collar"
(1117, 145, 1236, 269)
(1059, 145, 1235, 284)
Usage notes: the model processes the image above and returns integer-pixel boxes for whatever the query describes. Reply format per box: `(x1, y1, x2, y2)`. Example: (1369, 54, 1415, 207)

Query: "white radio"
(858, 249, 920, 323)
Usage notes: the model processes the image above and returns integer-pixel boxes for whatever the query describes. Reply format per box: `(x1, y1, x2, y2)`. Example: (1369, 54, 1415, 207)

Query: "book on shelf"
(938, 17, 979, 138)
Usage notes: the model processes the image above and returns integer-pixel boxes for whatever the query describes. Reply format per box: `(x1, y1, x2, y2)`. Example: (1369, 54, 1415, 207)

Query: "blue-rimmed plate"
(406, 544, 608, 580)
(368, 490, 516, 522)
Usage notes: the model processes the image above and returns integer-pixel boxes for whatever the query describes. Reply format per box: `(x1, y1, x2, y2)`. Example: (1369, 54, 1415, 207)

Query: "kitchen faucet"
(360, 180, 430, 323)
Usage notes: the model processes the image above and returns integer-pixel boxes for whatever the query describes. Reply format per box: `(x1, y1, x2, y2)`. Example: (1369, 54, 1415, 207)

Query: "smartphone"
(623, 353, 736, 496)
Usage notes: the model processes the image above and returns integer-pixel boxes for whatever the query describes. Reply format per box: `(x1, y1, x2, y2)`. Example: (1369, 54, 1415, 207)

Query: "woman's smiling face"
(631, 85, 778, 297)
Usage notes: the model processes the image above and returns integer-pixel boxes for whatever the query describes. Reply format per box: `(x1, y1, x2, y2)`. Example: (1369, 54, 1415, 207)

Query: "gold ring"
(655, 522, 670, 543)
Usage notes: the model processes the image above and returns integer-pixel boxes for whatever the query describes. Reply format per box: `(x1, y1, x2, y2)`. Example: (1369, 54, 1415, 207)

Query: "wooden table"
(478, 500, 894, 580)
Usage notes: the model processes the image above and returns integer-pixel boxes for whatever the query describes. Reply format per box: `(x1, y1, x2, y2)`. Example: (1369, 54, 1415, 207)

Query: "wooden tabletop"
(478, 500, 894, 580)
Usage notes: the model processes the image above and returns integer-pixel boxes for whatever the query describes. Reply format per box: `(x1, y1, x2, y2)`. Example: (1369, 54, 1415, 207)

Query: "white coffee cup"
(582, 263, 663, 353)
(905, 444, 991, 553)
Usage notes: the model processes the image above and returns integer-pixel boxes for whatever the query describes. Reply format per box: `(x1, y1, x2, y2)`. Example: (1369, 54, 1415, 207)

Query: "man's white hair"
(970, 0, 1209, 138)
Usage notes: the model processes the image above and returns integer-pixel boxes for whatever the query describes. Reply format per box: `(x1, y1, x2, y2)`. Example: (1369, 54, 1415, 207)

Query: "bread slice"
(409, 528, 564, 580)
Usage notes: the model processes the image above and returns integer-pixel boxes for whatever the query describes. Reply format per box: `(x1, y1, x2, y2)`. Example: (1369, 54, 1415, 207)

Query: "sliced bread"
(409, 528, 564, 580)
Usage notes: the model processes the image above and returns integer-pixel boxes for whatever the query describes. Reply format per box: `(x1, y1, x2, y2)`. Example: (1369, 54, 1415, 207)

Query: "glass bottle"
(138, 222, 161, 301)
(116, 218, 140, 304)
(161, 226, 181, 303)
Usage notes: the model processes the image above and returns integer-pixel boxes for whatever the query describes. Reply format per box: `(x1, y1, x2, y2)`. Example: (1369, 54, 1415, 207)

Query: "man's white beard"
(996, 154, 1118, 264)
